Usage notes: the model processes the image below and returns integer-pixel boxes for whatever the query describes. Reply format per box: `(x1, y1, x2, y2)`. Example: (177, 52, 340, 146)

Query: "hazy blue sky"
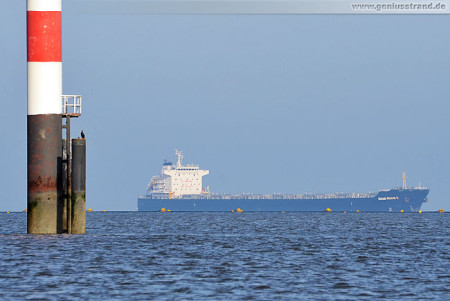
(1, 1, 449, 211)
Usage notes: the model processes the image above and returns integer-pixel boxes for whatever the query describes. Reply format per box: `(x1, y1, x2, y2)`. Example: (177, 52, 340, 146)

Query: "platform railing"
(62, 95, 82, 116)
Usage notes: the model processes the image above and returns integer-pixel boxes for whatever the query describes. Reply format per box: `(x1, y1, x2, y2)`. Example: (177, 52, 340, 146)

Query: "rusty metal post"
(27, 114, 63, 234)
(71, 138, 86, 234)
(27, 0, 63, 234)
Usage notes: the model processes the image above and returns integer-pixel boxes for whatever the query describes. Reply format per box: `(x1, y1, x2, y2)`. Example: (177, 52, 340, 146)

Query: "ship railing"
(143, 192, 378, 200)
(387, 186, 429, 191)
(413, 185, 428, 189)
(185, 193, 376, 200)
(175, 163, 199, 168)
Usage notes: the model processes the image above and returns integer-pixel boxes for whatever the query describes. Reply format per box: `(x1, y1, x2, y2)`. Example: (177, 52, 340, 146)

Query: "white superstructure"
(148, 150, 209, 197)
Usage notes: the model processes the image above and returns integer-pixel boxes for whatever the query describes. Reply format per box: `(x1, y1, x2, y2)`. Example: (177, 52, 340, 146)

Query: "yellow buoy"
(400, 209, 404, 213)
(344, 211, 347, 213)
(160, 208, 166, 213)
(419, 210, 422, 213)
(439, 208, 444, 213)
(236, 208, 243, 213)
(231, 210, 234, 212)
(282, 211, 285, 213)
(356, 210, 360, 213)
(326, 208, 332, 212)
(102, 210, 106, 212)
(7, 211, 10, 214)
(24, 208, 28, 213)
(167, 209, 171, 212)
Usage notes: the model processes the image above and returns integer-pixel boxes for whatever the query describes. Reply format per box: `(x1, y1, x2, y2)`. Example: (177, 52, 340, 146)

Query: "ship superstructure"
(148, 150, 209, 197)
(139, 151, 429, 212)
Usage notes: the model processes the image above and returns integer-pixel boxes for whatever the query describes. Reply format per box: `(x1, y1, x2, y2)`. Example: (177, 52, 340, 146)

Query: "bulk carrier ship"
(137, 150, 429, 212)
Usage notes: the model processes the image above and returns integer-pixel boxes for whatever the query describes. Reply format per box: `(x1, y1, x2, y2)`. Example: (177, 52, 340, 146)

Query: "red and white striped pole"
(27, 0, 63, 234)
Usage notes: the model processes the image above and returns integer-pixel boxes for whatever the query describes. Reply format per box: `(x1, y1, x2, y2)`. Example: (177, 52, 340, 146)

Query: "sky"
(1, 1, 449, 211)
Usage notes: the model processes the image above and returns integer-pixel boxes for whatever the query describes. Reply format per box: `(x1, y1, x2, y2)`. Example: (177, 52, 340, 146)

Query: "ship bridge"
(147, 150, 209, 197)
(163, 150, 209, 196)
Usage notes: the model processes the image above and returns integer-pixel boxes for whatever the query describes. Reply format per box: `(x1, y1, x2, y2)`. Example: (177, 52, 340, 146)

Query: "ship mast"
(175, 149, 184, 168)
(402, 171, 407, 189)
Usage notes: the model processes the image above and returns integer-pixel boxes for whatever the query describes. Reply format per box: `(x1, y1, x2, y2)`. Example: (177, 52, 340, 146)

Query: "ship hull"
(137, 189, 429, 212)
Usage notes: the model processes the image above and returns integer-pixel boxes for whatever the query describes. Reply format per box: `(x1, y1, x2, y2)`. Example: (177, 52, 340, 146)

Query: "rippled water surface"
(0, 212, 448, 300)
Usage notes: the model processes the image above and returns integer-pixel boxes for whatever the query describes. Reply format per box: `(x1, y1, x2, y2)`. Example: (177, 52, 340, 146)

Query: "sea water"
(0, 212, 448, 300)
